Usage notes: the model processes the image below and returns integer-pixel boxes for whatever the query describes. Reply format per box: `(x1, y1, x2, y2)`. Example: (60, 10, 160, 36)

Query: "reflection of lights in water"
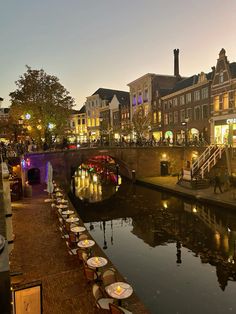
(228, 227, 231, 232)
(192, 207, 197, 213)
(73, 161, 122, 203)
(223, 234, 229, 252)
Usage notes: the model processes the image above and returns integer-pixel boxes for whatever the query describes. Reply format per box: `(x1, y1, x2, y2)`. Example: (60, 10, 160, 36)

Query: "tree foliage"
(9, 66, 75, 146)
(132, 107, 151, 141)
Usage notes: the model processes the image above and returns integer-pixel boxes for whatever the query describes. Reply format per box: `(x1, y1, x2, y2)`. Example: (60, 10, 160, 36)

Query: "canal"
(70, 160, 236, 314)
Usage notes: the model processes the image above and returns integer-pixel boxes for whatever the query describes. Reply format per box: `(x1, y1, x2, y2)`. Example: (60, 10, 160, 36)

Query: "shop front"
(213, 117, 236, 146)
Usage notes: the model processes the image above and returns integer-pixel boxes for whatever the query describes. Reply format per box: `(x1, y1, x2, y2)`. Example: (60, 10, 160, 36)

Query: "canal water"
(70, 161, 236, 314)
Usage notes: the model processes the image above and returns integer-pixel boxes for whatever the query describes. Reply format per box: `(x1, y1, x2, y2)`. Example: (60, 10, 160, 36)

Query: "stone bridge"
(23, 146, 205, 186)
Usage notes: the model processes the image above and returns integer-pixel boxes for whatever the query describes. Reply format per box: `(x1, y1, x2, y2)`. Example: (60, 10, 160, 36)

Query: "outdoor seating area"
(44, 181, 134, 313)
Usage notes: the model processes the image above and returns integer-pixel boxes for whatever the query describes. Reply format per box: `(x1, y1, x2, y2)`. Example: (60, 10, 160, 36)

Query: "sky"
(1, 0, 236, 109)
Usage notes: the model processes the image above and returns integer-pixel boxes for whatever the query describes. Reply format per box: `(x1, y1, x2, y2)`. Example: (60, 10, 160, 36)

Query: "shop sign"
(227, 118, 236, 124)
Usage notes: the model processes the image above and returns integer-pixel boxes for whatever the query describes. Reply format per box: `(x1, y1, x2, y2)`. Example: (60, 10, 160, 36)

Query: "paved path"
(137, 176, 236, 210)
(9, 184, 148, 314)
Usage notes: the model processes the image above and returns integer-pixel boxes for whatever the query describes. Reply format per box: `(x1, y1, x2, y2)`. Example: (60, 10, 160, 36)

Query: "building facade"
(161, 72, 212, 144)
(210, 49, 236, 146)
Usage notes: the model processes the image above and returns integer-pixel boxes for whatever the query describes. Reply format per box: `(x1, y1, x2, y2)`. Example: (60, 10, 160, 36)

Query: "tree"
(132, 107, 151, 142)
(9, 66, 75, 147)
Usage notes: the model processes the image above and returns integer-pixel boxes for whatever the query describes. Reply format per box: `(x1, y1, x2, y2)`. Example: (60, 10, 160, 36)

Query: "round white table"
(87, 256, 107, 270)
(71, 226, 86, 233)
(105, 282, 133, 306)
(77, 239, 95, 248)
(66, 217, 79, 223)
(57, 204, 68, 209)
(62, 210, 74, 216)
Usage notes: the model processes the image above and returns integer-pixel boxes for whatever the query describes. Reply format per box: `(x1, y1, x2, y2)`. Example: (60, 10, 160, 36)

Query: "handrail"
(200, 145, 225, 178)
(191, 144, 216, 175)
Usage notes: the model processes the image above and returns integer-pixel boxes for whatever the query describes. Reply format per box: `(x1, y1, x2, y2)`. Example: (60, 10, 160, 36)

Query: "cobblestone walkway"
(10, 185, 105, 314)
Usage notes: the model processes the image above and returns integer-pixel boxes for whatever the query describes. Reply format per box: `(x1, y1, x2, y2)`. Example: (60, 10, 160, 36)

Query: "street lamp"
(181, 118, 189, 145)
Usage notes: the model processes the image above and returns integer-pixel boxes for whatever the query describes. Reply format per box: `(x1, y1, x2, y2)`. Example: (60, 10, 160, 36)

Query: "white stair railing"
(191, 144, 216, 175)
(200, 145, 225, 178)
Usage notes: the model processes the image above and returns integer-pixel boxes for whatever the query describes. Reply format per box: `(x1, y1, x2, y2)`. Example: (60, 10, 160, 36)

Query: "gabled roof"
(115, 91, 130, 106)
(229, 62, 236, 78)
(78, 105, 86, 114)
(92, 88, 129, 102)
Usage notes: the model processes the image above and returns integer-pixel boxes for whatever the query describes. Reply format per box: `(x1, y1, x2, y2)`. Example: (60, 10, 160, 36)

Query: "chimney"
(174, 49, 180, 77)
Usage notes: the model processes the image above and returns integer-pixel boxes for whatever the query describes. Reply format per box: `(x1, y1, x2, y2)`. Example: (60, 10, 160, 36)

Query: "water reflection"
(70, 181, 236, 314)
(72, 157, 122, 203)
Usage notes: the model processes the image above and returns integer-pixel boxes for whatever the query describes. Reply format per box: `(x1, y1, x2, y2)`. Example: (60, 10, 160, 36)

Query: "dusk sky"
(1, 0, 236, 109)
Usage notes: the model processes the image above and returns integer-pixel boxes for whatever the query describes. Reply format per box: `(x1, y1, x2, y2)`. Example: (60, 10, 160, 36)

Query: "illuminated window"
(138, 92, 142, 104)
(223, 93, 228, 110)
(91, 118, 95, 127)
(153, 112, 157, 123)
(87, 118, 91, 127)
(158, 111, 161, 122)
(132, 94, 136, 106)
(187, 108, 192, 120)
(214, 96, 220, 111)
(96, 118, 100, 126)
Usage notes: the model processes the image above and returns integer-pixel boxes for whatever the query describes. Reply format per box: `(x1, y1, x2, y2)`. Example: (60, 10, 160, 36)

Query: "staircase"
(191, 144, 225, 179)
(178, 144, 225, 189)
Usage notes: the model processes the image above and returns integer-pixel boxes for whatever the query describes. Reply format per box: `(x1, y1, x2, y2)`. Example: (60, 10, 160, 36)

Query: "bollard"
(131, 170, 136, 183)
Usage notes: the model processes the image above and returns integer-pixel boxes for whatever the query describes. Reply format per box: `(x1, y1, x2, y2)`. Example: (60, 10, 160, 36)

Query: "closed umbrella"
(46, 162, 53, 196)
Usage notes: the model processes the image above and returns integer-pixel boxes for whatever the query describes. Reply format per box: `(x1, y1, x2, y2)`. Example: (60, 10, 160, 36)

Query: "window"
(180, 95, 185, 105)
(138, 92, 142, 104)
(153, 112, 157, 123)
(168, 100, 172, 109)
(201, 87, 208, 99)
(202, 104, 208, 118)
(194, 90, 200, 101)
(78, 119, 81, 125)
(219, 71, 224, 83)
(91, 118, 95, 127)
(223, 93, 228, 110)
(82, 118, 85, 124)
(173, 98, 178, 107)
(96, 118, 100, 126)
(132, 94, 136, 106)
(186, 93, 191, 104)
(180, 109, 185, 122)
(144, 89, 148, 102)
(158, 111, 161, 122)
(87, 118, 91, 127)
(168, 112, 173, 124)
(163, 101, 168, 110)
(194, 107, 200, 120)
(174, 111, 178, 124)
(187, 108, 192, 120)
(164, 113, 168, 125)
(214, 96, 220, 111)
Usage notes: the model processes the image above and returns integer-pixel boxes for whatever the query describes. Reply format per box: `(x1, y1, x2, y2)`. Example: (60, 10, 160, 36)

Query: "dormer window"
(219, 71, 224, 83)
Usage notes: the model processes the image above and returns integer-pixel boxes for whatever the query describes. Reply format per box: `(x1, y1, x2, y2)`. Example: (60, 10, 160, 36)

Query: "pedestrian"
(223, 169, 230, 191)
(214, 174, 223, 194)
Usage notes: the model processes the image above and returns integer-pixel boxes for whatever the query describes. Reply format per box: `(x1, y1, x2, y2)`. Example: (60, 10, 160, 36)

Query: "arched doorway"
(27, 168, 40, 184)
(164, 131, 173, 144)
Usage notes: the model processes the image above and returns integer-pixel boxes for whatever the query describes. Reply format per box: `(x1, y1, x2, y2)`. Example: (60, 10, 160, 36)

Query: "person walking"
(214, 174, 223, 194)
